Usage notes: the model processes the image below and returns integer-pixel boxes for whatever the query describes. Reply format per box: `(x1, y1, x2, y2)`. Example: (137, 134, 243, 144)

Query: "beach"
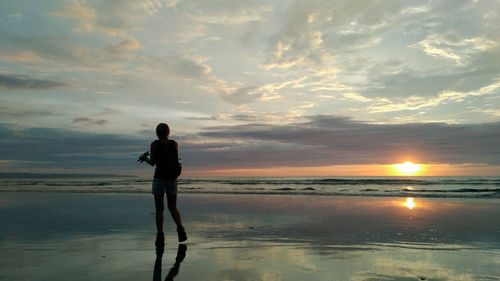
(1, 192, 499, 281)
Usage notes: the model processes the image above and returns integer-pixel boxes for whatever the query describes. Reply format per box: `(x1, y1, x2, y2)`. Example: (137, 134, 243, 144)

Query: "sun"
(393, 162, 421, 176)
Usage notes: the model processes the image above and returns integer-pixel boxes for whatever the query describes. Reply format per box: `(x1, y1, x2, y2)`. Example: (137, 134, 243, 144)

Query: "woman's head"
(156, 123, 170, 140)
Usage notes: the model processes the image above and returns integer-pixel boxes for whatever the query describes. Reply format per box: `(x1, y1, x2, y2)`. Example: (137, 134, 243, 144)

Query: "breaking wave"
(1, 176, 499, 198)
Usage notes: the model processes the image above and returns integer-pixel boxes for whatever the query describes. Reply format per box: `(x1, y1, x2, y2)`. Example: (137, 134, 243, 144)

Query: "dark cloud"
(186, 114, 268, 122)
(186, 116, 220, 121)
(0, 125, 144, 171)
(73, 118, 108, 126)
(0, 74, 69, 90)
(230, 114, 268, 122)
(0, 115, 498, 173)
(95, 120, 108, 125)
(73, 118, 93, 123)
(196, 115, 500, 167)
(0, 104, 54, 117)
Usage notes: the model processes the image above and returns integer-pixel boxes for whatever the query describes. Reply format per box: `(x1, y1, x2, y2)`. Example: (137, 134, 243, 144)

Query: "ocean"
(1, 176, 499, 198)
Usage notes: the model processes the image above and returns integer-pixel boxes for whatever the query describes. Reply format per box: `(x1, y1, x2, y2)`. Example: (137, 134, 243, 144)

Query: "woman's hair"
(156, 123, 170, 139)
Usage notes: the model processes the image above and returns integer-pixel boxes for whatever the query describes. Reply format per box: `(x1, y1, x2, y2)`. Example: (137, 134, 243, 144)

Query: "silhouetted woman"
(139, 123, 187, 244)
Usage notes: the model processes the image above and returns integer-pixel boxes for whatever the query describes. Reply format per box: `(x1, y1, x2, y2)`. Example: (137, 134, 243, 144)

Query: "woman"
(138, 123, 187, 244)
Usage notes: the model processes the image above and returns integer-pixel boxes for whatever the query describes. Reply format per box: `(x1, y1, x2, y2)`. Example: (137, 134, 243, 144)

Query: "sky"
(1, 0, 499, 176)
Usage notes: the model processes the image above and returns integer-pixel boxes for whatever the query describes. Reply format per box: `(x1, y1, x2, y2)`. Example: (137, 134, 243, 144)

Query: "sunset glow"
(178, 163, 500, 177)
(393, 162, 422, 176)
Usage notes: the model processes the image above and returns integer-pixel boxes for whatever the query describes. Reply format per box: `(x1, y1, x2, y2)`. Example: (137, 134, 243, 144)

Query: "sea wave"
(1, 176, 499, 198)
(181, 178, 500, 186)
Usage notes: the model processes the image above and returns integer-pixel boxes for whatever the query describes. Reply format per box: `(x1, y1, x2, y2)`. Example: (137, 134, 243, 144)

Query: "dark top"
(150, 139, 179, 179)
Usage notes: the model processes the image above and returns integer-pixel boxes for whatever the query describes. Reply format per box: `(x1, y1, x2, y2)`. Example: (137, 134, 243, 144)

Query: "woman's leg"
(154, 194, 165, 234)
(168, 193, 187, 242)
(167, 194, 182, 227)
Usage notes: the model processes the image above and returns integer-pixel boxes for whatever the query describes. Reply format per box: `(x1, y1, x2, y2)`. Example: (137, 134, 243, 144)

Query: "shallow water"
(1, 193, 499, 280)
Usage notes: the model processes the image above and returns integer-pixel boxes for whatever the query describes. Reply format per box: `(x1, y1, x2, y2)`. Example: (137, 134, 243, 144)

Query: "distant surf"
(1, 176, 499, 198)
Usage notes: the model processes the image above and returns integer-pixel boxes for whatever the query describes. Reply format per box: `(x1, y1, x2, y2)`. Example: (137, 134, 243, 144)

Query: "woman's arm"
(138, 142, 156, 166)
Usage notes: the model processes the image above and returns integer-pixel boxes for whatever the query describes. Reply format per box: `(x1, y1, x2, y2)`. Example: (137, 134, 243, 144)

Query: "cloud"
(53, 0, 181, 37)
(355, 42, 500, 112)
(52, 0, 96, 33)
(481, 109, 500, 116)
(185, 0, 272, 24)
(256, 0, 500, 117)
(0, 74, 70, 90)
(2, 34, 117, 71)
(262, 0, 416, 70)
(254, 0, 439, 113)
(412, 32, 497, 66)
(194, 115, 500, 167)
(0, 115, 498, 172)
(171, 24, 211, 44)
(0, 51, 44, 63)
(367, 80, 500, 113)
(220, 86, 265, 105)
(139, 53, 212, 80)
(105, 38, 141, 56)
(2, 31, 215, 85)
(359, 45, 500, 100)
(1, 33, 161, 75)
(187, 114, 266, 122)
(94, 1, 143, 36)
(0, 104, 54, 118)
(343, 92, 372, 102)
(186, 112, 305, 123)
(0, 124, 143, 171)
(140, 0, 182, 15)
(73, 118, 108, 126)
(52, 0, 139, 36)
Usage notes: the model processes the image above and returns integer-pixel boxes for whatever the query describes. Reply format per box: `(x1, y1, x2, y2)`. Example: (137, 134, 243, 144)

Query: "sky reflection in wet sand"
(0, 193, 499, 280)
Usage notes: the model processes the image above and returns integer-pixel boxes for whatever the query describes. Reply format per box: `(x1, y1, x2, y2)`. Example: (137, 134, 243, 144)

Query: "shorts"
(152, 178, 178, 196)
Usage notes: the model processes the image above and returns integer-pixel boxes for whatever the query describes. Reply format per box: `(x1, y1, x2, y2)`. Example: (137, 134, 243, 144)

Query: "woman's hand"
(138, 151, 150, 163)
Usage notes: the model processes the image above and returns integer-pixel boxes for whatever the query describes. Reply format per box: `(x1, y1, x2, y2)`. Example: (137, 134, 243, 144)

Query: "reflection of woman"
(138, 123, 187, 244)
(154, 244, 187, 281)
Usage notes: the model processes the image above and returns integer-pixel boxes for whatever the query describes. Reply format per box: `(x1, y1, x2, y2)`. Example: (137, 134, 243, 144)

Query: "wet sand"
(1, 193, 499, 280)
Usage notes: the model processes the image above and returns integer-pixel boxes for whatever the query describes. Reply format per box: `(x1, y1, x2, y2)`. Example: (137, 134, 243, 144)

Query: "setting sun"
(393, 162, 422, 176)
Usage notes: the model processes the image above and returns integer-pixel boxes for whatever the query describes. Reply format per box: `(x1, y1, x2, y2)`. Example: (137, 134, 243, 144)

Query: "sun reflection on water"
(403, 198, 415, 210)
